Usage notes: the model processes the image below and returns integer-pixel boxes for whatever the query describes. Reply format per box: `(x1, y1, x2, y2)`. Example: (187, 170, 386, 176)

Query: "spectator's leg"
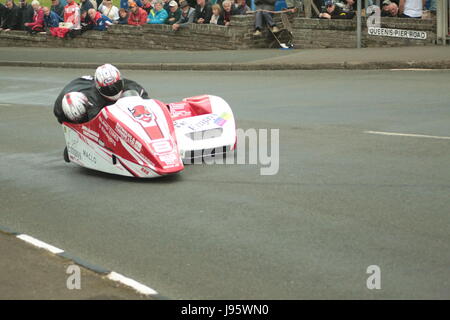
(255, 11, 263, 30)
(262, 11, 275, 28)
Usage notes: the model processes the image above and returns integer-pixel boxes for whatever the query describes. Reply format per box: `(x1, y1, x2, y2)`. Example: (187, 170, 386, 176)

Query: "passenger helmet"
(95, 64, 124, 101)
(62, 92, 88, 122)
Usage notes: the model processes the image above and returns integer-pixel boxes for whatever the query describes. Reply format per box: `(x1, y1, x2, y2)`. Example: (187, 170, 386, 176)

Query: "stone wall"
(292, 17, 436, 48)
(0, 13, 437, 50)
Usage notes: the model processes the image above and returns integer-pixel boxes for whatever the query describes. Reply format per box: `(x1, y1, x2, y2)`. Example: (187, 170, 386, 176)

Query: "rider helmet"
(61, 92, 88, 122)
(94, 64, 124, 101)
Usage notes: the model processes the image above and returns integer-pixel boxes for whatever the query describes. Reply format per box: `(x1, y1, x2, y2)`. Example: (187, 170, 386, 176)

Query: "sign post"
(357, 0, 362, 48)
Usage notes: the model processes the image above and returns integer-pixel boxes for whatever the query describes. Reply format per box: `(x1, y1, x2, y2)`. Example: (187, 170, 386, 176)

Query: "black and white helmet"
(94, 64, 124, 101)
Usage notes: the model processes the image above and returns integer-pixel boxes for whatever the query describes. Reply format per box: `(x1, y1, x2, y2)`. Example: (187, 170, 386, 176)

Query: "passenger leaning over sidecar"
(53, 64, 149, 123)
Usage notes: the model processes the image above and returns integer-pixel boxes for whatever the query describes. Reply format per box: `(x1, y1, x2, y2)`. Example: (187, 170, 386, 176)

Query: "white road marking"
(16, 234, 65, 254)
(364, 131, 450, 140)
(107, 271, 158, 296)
(390, 69, 435, 71)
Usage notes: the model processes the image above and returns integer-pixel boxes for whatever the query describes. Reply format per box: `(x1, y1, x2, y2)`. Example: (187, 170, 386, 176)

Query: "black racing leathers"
(53, 76, 149, 124)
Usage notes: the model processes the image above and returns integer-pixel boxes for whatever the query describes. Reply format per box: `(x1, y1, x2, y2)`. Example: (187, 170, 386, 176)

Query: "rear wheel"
(63, 147, 70, 163)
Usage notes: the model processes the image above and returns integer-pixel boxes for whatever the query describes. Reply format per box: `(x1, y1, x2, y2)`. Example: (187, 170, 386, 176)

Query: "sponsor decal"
(214, 112, 231, 127)
(169, 103, 192, 118)
(368, 27, 427, 40)
(129, 105, 152, 123)
(68, 146, 82, 161)
(115, 122, 142, 152)
(186, 114, 217, 131)
(82, 125, 100, 142)
(83, 150, 97, 164)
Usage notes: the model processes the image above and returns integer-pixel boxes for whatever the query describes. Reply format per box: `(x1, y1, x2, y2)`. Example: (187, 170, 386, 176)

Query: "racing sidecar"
(62, 94, 236, 178)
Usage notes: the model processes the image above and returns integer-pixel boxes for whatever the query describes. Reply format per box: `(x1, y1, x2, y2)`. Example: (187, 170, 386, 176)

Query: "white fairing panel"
(174, 95, 236, 158)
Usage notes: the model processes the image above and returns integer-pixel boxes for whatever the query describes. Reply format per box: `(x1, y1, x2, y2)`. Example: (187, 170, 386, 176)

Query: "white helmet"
(62, 92, 88, 122)
(95, 64, 124, 101)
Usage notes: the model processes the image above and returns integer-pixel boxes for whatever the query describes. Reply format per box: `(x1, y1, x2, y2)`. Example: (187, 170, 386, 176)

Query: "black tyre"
(63, 147, 70, 163)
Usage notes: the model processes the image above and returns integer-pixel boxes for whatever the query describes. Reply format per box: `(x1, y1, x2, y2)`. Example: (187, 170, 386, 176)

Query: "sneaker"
(271, 26, 280, 33)
(253, 30, 262, 36)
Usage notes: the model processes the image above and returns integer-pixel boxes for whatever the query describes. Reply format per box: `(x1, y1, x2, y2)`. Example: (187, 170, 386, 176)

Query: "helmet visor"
(98, 79, 124, 98)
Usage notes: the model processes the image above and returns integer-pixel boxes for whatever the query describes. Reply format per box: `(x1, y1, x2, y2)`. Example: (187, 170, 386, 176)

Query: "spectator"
(24, 0, 44, 33)
(166, 0, 181, 24)
(210, 3, 224, 24)
(234, 0, 250, 15)
(80, 0, 94, 13)
(381, 0, 399, 17)
(253, 0, 279, 36)
(222, 0, 235, 26)
(0, 0, 21, 31)
(0, 3, 6, 27)
(99, 0, 120, 22)
(318, 0, 355, 19)
(128, 1, 147, 24)
(147, 0, 168, 23)
(121, 0, 142, 9)
(50, 0, 64, 17)
(194, 0, 212, 24)
(118, 7, 129, 23)
(43, 5, 63, 29)
(18, 0, 34, 29)
(339, 0, 356, 11)
(285, 0, 302, 13)
(172, 0, 195, 30)
(49, 0, 81, 37)
(162, 0, 171, 11)
(87, 7, 112, 29)
(141, 0, 153, 13)
(186, 0, 197, 8)
(399, 0, 423, 18)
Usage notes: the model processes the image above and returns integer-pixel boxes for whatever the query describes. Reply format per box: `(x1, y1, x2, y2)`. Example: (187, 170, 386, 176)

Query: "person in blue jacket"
(87, 8, 112, 31)
(147, 0, 168, 24)
(43, 6, 62, 29)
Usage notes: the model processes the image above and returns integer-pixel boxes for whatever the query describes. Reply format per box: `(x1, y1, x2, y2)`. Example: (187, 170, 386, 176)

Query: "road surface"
(0, 67, 449, 299)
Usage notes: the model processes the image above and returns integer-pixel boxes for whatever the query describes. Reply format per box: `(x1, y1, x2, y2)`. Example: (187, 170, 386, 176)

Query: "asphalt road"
(0, 67, 449, 299)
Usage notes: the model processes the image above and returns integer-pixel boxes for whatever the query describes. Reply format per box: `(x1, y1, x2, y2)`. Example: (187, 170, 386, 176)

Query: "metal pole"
(357, 0, 362, 48)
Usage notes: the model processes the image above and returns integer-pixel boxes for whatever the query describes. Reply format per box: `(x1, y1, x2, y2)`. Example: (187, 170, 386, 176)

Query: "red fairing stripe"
(144, 125, 164, 140)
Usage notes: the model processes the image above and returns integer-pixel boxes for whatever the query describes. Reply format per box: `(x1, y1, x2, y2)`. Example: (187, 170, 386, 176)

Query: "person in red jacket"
(24, 0, 44, 33)
(128, 2, 147, 25)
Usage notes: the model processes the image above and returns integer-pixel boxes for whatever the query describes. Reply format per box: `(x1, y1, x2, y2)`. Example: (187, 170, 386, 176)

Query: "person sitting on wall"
(253, 0, 279, 37)
(128, 1, 147, 24)
(24, 0, 44, 33)
(318, 0, 355, 19)
(166, 1, 181, 24)
(147, 0, 168, 23)
(172, 0, 195, 30)
(0, 0, 21, 31)
(398, 0, 423, 18)
(117, 7, 129, 23)
(381, 0, 399, 17)
(234, 0, 250, 15)
(51, 0, 64, 17)
(194, 0, 212, 24)
(141, 0, 153, 13)
(43, 5, 63, 30)
(98, 0, 120, 22)
(210, 3, 224, 24)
